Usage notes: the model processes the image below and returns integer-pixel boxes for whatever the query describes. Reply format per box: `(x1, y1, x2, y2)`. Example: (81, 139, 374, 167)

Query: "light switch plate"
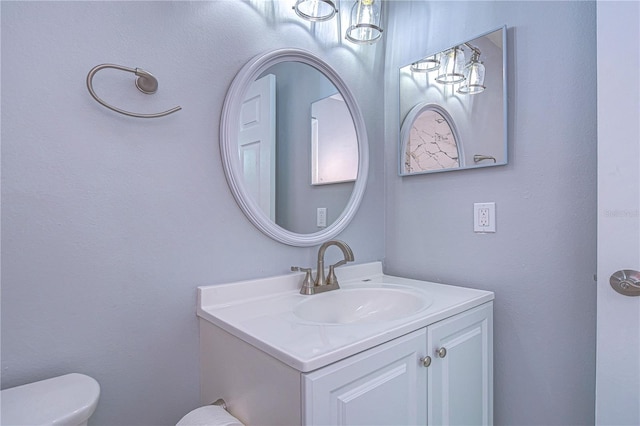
(317, 207, 327, 228)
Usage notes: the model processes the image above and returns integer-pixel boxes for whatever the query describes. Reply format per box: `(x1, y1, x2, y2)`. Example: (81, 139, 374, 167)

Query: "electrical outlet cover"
(474, 202, 496, 232)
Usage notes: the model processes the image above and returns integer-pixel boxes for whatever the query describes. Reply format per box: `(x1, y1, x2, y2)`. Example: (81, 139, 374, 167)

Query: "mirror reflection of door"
(239, 74, 276, 220)
(311, 94, 358, 185)
(267, 61, 356, 234)
(235, 59, 359, 235)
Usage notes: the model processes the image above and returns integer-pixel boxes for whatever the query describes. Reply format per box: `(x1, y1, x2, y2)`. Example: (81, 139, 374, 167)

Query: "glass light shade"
(410, 54, 440, 73)
(345, 0, 383, 44)
(458, 59, 486, 94)
(293, 0, 337, 22)
(435, 47, 466, 84)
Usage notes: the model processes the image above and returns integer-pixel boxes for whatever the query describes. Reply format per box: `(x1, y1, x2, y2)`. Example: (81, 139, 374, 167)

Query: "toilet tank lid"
(1, 373, 100, 425)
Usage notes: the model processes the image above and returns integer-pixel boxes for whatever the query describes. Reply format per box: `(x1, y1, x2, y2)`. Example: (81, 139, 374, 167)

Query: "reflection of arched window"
(400, 103, 463, 174)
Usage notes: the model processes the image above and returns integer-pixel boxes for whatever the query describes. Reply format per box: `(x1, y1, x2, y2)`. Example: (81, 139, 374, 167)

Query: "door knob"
(436, 347, 447, 358)
(610, 270, 640, 296)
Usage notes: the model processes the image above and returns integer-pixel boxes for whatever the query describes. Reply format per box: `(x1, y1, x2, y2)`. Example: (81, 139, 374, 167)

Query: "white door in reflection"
(239, 74, 276, 220)
(311, 94, 358, 185)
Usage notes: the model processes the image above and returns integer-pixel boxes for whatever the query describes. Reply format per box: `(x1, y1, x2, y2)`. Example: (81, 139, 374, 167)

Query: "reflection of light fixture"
(412, 43, 489, 94)
(293, 0, 337, 22)
(345, 0, 383, 44)
(458, 47, 486, 94)
(435, 47, 466, 84)
(410, 54, 440, 73)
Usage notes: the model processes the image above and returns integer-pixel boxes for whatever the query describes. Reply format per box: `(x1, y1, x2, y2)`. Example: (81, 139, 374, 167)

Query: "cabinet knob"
(420, 356, 432, 367)
(436, 347, 447, 358)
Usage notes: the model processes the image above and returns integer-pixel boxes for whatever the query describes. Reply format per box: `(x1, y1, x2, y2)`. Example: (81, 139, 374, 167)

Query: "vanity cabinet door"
(427, 302, 493, 426)
(303, 328, 427, 426)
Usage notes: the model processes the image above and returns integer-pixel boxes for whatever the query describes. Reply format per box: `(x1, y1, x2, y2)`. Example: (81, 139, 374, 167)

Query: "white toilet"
(176, 399, 244, 426)
(0, 372, 242, 426)
(1, 373, 100, 426)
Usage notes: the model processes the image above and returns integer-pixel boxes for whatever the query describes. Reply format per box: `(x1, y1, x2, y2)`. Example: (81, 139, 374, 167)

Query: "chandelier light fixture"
(293, 0, 338, 22)
(345, 0, 384, 44)
(410, 54, 440, 73)
(435, 47, 466, 84)
(457, 46, 486, 94)
(292, 0, 384, 45)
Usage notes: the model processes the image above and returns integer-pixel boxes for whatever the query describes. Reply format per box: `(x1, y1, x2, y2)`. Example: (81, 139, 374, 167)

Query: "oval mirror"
(220, 49, 369, 247)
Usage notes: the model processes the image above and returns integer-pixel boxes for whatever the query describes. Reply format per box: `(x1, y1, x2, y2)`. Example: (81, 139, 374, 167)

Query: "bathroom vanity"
(197, 262, 494, 425)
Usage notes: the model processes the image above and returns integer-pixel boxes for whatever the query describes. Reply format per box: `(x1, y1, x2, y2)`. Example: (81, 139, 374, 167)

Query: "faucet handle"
(291, 266, 315, 295)
(326, 264, 341, 288)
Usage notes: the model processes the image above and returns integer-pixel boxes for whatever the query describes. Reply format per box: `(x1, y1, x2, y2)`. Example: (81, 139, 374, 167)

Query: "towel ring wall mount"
(86, 63, 181, 119)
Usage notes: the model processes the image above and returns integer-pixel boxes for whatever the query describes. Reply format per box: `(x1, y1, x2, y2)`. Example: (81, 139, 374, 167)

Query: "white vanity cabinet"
(197, 262, 494, 426)
(303, 302, 493, 426)
(427, 302, 493, 426)
(303, 328, 428, 425)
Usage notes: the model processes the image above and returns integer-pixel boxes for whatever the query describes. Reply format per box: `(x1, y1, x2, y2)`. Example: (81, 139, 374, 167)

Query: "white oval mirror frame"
(220, 48, 369, 247)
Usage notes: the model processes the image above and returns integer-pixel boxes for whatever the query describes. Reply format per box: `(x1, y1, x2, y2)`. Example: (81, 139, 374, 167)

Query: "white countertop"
(197, 261, 494, 372)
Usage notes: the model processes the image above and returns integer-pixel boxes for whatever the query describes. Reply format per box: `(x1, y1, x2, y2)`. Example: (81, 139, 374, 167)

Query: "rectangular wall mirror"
(399, 26, 507, 175)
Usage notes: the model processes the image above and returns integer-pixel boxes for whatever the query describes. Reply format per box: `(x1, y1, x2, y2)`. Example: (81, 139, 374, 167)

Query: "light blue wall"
(0, 2, 385, 425)
(2, 1, 598, 425)
(384, 1, 597, 425)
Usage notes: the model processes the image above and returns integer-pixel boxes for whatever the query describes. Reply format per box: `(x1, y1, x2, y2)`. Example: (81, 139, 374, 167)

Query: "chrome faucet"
(291, 240, 354, 295)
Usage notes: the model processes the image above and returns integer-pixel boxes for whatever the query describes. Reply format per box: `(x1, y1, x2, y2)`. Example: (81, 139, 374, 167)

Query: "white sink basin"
(198, 262, 495, 371)
(293, 286, 433, 324)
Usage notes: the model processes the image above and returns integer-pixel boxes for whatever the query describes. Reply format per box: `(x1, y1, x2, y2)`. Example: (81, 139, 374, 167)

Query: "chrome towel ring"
(86, 63, 181, 119)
